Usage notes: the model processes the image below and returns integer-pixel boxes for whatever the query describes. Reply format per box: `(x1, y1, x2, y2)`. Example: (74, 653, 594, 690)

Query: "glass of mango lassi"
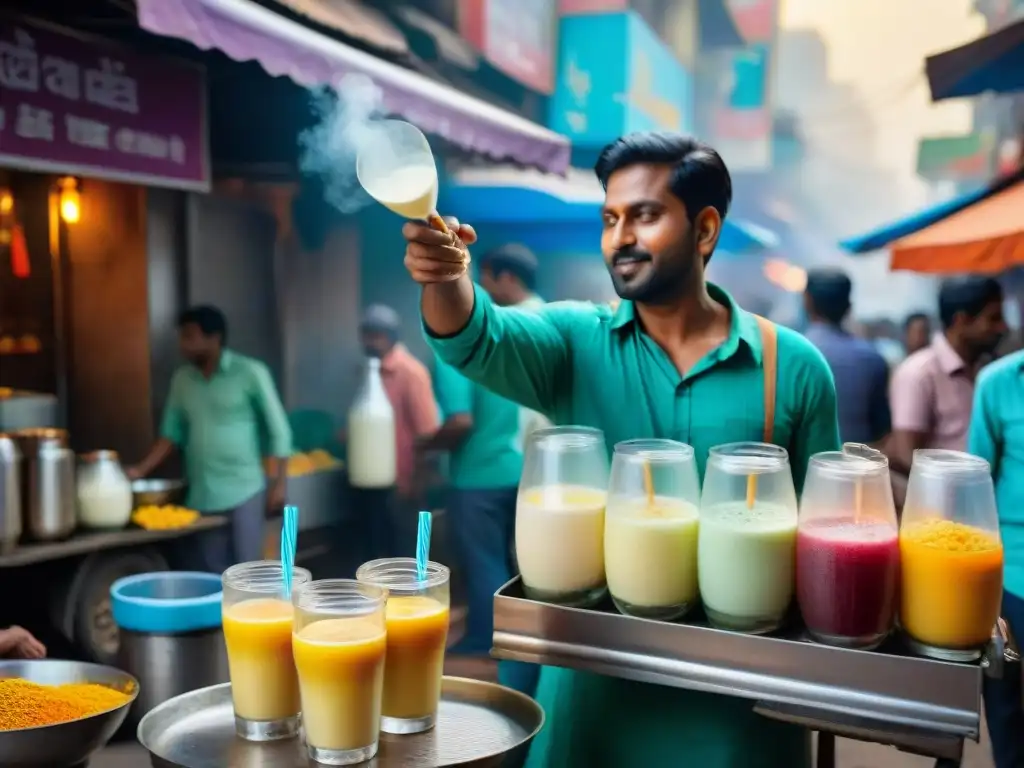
(222, 561, 311, 741)
(516, 426, 610, 607)
(605, 439, 701, 620)
(698, 442, 798, 634)
(356, 557, 450, 734)
(292, 579, 388, 765)
(899, 450, 1003, 662)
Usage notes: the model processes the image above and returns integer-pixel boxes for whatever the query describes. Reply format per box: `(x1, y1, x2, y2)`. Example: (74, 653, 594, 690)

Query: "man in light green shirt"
(130, 306, 292, 573)
(402, 132, 839, 767)
(423, 244, 544, 696)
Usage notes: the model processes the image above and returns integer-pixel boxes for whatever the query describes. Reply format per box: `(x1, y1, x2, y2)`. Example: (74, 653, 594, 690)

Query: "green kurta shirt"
(160, 350, 292, 512)
(425, 282, 840, 768)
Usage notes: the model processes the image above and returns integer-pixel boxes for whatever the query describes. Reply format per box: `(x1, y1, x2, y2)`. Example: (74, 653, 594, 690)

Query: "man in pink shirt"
(354, 304, 439, 559)
(887, 277, 1006, 499)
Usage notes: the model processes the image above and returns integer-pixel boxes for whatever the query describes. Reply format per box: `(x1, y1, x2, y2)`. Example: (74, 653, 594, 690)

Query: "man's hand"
(0, 626, 46, 659)
(126, 465, 145, 481)
(267, 477, 286, 517)
(403, 218, 477, 285)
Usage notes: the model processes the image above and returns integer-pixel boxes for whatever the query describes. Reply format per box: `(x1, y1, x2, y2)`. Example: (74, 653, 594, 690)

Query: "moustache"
(611, 248, 653, 266)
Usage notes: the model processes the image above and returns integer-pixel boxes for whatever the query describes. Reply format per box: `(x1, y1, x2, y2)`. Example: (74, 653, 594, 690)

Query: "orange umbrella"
(890, 177, 1024, 274)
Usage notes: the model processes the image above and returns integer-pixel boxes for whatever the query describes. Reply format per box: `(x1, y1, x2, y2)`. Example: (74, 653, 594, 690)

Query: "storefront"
(0, 15, 209, 458)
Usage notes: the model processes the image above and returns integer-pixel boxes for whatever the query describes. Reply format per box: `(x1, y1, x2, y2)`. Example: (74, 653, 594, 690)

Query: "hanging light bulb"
(58, 177, 80, 224)
(0, 189, 13, 216)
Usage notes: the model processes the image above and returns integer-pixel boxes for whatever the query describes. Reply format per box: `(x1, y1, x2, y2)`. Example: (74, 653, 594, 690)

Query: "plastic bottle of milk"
(347, 358, 397, 489)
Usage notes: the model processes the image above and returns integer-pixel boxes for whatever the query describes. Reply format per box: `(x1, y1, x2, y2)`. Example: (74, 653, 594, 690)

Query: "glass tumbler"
(797, 443, 899, 649)
(605, 439, 701, 620)
(900, 449, 1003, 661)
(221, 561, 311, 741)
(293, 579, 388, 765)
(356, 557, 450, 734)
(699, 442, 798, 634)
(515, 426, 610, 607)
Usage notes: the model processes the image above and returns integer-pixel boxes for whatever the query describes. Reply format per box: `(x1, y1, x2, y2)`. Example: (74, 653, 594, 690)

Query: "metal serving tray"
(138, 677, 543, 767)
(491, 577, 996, 764)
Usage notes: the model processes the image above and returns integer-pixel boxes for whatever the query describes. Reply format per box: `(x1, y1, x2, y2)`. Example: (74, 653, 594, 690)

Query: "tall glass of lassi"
(605, 439, 701, 620)
(356, 557, 450, 734)
(222, 561, 312, 741)
(899, 450, 1003, 661)
(699, 442, 798, 634)
(516, 426, 609, 607)
(797, 443, 899, 649)
(293, 579, 388, 765)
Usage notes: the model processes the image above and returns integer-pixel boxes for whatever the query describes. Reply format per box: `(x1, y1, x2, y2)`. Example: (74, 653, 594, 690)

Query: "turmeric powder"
(0, 678, 132, 731)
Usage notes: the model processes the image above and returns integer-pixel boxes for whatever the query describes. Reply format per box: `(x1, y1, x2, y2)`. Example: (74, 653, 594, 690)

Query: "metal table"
(491, 577, 1019, 768)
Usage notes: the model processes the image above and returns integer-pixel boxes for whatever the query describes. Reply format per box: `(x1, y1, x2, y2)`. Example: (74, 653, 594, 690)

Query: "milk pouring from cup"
(356, 120, 450, 234)
(347, 358, 397, 489)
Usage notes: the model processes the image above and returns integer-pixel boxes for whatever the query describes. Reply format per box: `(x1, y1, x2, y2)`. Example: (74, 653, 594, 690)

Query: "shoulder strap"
(754, 315, 778, 443)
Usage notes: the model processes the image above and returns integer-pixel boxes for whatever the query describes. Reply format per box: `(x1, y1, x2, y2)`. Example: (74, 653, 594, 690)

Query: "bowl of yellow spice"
(0, 659, 138, 767)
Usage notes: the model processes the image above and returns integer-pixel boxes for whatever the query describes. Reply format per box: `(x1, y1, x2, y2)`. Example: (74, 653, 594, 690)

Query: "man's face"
(479, 265, 504, 304)
(178, 323, 216, 366)
(960, 300, 1008, 354)
(905, 317, 930, 353)
(600, 163, 719, 305)
(361, 330, 392, 359)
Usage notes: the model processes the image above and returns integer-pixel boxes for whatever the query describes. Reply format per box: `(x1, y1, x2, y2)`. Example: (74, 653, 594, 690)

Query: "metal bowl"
(132, 479, 187, 508)
(0, 659, 139, 767)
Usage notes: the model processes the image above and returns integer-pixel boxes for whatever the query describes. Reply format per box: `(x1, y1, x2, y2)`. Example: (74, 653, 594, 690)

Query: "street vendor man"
(402, 131, 840, 768)
(129, 305, 293, 574)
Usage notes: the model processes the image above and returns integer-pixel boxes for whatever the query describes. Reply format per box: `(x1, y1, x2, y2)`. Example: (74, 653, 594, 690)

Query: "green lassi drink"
(697, 501, 797, 633)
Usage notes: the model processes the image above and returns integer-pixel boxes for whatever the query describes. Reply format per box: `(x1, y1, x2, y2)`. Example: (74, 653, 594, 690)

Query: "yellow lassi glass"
(605, 439, 701, 620)
(293, 579, 388, 765)
(516, 426, 610, 607)
(900, 449, 1003, 662)
(356, 557, 450, 734)
(222, 561, 311, 741)
(699, 442, 798, 634)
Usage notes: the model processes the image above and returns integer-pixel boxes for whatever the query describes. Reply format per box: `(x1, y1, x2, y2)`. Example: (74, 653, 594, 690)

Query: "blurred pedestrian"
(421, 244, 545, 697)
(352, 304, 438, 561)
(902, 312, 931, 356)
(803, 269, 890, 446)
(129, 306, 292, 573)
(887, 278, 1006, 504)
(967, 348, 1024, 768)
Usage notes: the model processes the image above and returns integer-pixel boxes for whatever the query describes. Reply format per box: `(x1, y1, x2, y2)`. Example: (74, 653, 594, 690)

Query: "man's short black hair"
(178, 305, 228, 344)
(594, 132, 733, 223)
(481, 243, 538, 291)
(804, 269, 852, 325)
(937, 276, 1002, 329)
(360, 304, 401, 338)
(904, 312, 930, 330)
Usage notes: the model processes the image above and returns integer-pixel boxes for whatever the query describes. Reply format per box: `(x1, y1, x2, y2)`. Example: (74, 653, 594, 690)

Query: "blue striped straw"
(416, 510, 432, 582)
(280, 505, 299, 596)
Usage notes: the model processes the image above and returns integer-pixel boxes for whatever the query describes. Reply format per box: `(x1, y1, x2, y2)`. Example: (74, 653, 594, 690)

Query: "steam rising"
(298, 74, 385, 214)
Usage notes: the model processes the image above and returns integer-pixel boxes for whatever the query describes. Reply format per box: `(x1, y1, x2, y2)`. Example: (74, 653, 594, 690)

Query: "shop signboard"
(0, 19, 209, 191)
(457, 0, 558, 94)
(548, 11, 693, 147)
(703, 0, 776, 171)
(916, 134, 992, 182)
(558, 0, 628, 13)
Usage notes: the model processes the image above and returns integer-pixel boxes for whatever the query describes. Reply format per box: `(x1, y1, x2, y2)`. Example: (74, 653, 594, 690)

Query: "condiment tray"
(492, 576, 992, 763)
(138, 677, 543, 767)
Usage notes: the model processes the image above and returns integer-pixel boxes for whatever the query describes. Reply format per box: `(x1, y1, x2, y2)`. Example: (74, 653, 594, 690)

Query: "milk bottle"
(347, 358, 397, 489)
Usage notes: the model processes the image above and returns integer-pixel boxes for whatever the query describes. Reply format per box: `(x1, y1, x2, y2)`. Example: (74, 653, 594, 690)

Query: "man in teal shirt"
(130, 306, 292, 573)
(402, 132, 839, 767)
(967, 350, 1024, 768)
(424, 244, 544, 696)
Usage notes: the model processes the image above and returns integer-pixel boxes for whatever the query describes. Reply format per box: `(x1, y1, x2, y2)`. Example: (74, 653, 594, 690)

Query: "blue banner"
(548, 11, 693, 147)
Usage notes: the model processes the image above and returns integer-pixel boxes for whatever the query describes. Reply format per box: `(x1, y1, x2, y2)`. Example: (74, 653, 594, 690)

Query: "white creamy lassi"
(516, 484, 607, 606)
(363, 165, 438, 220)
(605, 496, 699, 619)
(698, 501, 797, 633)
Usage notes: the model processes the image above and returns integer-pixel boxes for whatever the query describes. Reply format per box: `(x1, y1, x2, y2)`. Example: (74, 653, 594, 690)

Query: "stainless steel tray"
(492, 576, 988, 762)
(138, 677, 543, 767)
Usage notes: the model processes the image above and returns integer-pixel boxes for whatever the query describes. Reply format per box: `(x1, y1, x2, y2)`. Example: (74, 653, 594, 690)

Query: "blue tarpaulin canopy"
(442, 167, 780, 254)
(926, 17, 1024, 101)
